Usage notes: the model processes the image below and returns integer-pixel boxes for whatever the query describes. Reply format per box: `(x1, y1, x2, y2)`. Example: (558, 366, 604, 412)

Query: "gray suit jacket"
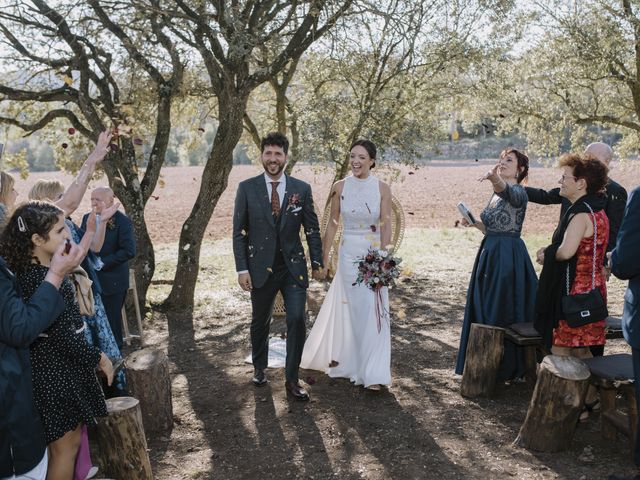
(611, 186, 640, 349)
(232, 174, 323, 289)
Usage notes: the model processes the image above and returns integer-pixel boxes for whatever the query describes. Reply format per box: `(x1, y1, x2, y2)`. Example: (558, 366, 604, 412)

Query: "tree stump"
(460, 324, 505, 398)
(515, 355, 590, 452)
(126, 348, 173, 436)
(95, 396, 153, 480)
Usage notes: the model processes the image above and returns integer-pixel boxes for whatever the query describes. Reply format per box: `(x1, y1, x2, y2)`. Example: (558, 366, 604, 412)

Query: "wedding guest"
(29, 180, 127, 396)
(455, 148, 537, 381)
(534, 153, 609, 419)
(1, 201, 113, 479)
(527, 143, 624, 356)
(0, 171, 18, 226)
(82, 187, 136, 349)
(0, 239, 87, 480)
(609, 184, 640, 471)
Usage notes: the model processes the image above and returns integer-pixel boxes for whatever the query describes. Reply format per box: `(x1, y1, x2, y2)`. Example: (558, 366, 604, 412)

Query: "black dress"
(19, 264, 107, 444)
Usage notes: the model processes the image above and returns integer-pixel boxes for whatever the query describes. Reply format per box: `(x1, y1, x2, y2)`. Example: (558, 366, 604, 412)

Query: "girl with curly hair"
(0, 201, 113, 480)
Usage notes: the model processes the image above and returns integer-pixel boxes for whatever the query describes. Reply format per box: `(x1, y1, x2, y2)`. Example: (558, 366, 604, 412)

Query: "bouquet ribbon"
(374, 284, 388, 333)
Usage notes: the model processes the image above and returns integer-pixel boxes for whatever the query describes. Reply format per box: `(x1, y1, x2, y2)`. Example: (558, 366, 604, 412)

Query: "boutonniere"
(286, 193, 302, 213)
(106, 218, 116, 230)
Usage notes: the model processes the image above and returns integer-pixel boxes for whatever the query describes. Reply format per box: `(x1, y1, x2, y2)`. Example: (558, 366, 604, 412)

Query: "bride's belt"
(342, 228, 377, 235)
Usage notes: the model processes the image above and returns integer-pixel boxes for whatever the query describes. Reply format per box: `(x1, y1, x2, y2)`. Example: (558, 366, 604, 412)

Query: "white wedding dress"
(301, 174, 391, 387)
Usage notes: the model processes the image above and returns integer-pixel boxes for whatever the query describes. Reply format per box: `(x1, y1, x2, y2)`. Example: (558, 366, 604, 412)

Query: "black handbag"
(561, 203, 608, 328)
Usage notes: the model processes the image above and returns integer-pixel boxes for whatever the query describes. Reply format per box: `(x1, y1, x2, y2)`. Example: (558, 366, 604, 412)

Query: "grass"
(147, 227, 628, 316)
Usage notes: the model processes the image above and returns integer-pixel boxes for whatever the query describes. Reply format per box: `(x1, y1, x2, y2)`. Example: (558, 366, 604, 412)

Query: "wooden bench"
(604, 316, 624, 340)
(583, 353, 637, 457)
(504, 317, 625, 381)
(504, 322, 545, 382)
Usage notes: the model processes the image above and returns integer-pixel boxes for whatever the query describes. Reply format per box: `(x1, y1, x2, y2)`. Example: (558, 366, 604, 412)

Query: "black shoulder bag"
(561, 203, 608, 327)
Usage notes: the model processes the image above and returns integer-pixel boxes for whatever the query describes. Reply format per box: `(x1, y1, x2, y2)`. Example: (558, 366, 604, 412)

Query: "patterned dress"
(19, 264, 107, 444)
(66, 219, 126, 391)
(455, 183, 538, 381)
(553, 210, 609, 347)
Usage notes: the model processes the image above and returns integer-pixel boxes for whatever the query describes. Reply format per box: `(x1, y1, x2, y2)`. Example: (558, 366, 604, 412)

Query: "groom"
(232, 132, 324, 401)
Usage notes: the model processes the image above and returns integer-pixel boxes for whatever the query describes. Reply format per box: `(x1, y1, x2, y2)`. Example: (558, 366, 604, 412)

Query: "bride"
(301, 139, 393, 390)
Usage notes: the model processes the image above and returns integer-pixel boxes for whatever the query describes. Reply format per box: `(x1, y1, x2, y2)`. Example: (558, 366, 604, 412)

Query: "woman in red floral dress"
(551, 154, 609, 355)
(536, 153, 609, 419)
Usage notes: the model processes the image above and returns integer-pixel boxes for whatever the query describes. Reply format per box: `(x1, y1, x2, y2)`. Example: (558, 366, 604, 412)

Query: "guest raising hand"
(455, 149, 538, 382)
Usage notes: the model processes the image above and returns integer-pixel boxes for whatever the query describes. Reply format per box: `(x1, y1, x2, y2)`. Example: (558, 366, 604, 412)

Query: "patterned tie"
(270, 181, 280, 217)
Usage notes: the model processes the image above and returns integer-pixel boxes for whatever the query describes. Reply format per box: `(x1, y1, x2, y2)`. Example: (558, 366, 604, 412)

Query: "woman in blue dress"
(455, 149, 538, 381)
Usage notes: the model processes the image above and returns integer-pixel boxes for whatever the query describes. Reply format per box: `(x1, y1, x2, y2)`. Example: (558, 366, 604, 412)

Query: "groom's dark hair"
(261, 132, 289, 154)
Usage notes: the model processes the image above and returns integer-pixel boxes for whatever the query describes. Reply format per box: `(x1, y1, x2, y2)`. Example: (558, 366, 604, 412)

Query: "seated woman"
(0, 201, 113, 479)
(29, 179, 126, 396)
(455, 149, 538, 382)
(534, 153, 609, 417)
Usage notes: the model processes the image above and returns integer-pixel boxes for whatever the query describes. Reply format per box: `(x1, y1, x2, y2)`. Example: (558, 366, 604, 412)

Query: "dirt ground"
(19, 161, 640, 479)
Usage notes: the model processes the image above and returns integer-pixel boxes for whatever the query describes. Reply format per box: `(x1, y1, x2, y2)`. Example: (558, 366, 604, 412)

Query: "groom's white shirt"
(237, 172, 287, 275)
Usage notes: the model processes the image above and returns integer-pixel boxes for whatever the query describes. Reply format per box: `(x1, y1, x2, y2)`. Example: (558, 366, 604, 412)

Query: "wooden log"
(515, 355, 590, 452)
(600, 388, 618, 440)
(460, 324, 505, 398)
(95, 397, 153, 480)
(125, 348, 173, 436)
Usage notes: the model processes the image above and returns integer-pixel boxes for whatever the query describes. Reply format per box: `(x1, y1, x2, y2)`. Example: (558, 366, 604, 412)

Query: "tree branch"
(0, 108, 91, 137)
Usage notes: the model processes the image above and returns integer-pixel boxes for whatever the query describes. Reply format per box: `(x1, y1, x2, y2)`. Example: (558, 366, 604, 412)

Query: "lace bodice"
(480, 183, 528, 236)
(341, 175, 381, 235)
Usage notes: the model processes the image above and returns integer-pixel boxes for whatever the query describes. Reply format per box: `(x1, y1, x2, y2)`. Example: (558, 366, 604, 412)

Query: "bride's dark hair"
(350, 139, 377, 168)
(0, 201, 63, 273)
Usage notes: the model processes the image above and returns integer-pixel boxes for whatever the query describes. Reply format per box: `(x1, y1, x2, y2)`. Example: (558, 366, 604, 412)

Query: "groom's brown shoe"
(285, 381, 309, 401)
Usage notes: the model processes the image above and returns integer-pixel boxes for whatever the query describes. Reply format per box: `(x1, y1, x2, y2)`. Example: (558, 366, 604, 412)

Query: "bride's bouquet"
(353, 248, 402, 332)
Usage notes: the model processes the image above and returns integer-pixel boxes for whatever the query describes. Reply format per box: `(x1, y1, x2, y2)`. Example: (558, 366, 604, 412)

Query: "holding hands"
(312, 268, 327, 281)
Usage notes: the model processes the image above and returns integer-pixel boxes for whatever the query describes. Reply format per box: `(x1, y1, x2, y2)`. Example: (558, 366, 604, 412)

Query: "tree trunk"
(94, 396, 153, 480)
(460, 324, 505, 398)
(128, 208, 154, 312)
(515, 354, 590, 452)
(163, 90, 249, 311)
(104, 87, 176, 312)
(103, 145, 155, 314)
(125, 348, 173, 436)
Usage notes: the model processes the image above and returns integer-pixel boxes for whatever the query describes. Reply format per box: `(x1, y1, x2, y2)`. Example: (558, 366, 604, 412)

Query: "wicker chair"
(272, 195, 405, 317)
(321, 194, 405, 277)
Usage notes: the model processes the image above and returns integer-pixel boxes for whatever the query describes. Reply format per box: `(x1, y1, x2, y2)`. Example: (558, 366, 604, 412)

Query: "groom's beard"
(264, 163, 285, 176)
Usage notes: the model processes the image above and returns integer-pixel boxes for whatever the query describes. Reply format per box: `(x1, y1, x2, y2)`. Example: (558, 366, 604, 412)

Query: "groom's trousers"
(250, 262, 307, 382)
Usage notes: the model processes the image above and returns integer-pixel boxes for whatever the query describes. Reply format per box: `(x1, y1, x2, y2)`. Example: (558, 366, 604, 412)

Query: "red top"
(553, 210, 609, 348)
